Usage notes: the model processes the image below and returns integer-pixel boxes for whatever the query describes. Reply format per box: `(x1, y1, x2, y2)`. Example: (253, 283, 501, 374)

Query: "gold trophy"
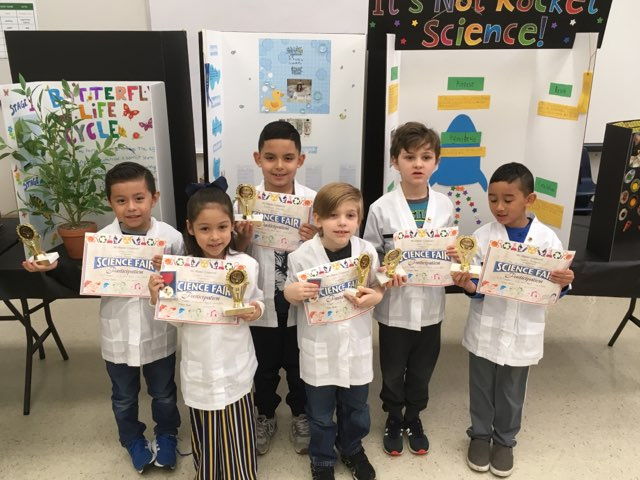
(223, 268, 256, 316)
(345, 253, 372, 298)
(450, 235, 482, 278)
(375, 248, 406, 286)
(234, 184, 263, 225)
(16, 224, 60, 265)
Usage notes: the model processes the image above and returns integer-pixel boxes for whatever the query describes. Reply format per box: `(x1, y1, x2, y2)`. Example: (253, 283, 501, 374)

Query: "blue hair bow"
(185, 176, 229, 197)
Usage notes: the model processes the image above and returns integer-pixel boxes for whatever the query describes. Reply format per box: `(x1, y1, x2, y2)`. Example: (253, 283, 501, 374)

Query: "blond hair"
(314, 182, 363, 222)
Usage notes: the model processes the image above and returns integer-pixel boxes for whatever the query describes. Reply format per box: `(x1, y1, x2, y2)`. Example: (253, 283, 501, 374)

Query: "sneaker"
(126, 437, 155, 474)
(152, 434, 177, 469)
(382, 416, 403, 456)
(467, 438, 491, 472)
(404, 417, 429, 455)
(341, 449, 376, 480)
(310, 463, 335, 480)
(490, 443, 514, 477)
(290, 414, 311, 454)
(255, 413, 277, 455)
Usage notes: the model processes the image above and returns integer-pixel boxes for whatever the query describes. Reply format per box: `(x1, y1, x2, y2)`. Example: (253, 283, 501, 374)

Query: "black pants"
(250, 311, 306, 418)
(379, 321, 442, 421)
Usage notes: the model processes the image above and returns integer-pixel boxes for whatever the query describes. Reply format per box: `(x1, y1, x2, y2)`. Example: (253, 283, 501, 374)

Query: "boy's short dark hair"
(105, 162, 156, 199)
(489, 162, 534, 195)
(390, 122, 441, 159)
(258, 120, 302, 153)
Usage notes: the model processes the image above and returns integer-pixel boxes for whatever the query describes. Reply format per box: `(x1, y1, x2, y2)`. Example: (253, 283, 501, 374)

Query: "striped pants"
(189, 393, 257, 480)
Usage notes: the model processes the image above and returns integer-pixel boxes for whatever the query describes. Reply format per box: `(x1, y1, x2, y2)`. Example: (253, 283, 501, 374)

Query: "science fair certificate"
(296, 256, 373, 325)
(80, 233, 165, 297)
(251, 191, 313, 251)
(477, 240, 575, 305)
(154, 255, 249, 325)
(392, 227, 458, 286)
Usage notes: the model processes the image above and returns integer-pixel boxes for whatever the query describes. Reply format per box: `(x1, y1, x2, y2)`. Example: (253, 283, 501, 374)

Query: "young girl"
(284, 182, 384, 480)
(149, 179, 264, 480)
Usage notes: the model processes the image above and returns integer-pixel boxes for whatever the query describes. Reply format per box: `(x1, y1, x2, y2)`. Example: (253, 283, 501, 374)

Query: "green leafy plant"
(0, 75, 121, 231)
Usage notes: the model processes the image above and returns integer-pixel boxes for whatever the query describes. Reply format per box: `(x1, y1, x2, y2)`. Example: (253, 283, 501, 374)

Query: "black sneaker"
(490, 443, 514, 477)
(383, 416, 404, 456)
(467, 438, 491, 472)
(404, 417, 429, 455)
(310, 463, 335, 480)
(341, 449, 376, 480)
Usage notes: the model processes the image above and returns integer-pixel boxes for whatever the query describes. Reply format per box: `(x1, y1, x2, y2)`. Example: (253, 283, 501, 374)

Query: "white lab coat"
(179, 252, 264, 411)
(286, 235, 380, 388)
(246, 180, 316, 328)
(462, 215, 564, 367)
(363, 186, 455, 331)
(99, 217, 184, 366)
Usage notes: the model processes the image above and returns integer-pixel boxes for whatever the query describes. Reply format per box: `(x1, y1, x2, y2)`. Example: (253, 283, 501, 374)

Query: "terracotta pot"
(57, 221, 98, 259)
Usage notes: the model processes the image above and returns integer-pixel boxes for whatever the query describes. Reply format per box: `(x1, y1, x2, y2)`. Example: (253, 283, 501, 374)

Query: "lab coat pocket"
(514, 319, 545, 359)
(349, 336, 373, 376)
(300, 338, 330, 379)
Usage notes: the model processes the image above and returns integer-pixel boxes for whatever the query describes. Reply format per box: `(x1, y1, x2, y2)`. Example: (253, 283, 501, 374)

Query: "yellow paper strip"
(577, 71, 593, 114)
(438, 95, 491, 110)
(440, 146, 486, 157)
(388, 84, 398, 115)
(529, 198, 564, 229)
(537, 101, 579, 121)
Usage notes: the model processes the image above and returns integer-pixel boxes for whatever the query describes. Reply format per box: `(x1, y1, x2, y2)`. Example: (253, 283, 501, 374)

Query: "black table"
(0, 217, 75, 414)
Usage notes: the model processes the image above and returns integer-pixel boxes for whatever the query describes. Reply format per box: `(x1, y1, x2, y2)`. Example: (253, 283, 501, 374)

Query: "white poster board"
(202, 31, 366, 193)
(387, 32, 598, 246)
(1, 80, 174, 254)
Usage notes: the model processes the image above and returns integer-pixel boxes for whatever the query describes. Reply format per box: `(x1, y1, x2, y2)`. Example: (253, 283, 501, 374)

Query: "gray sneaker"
(290, 414, 311, 454)
(256, 414, 277, 455)
(490, 443, 514, 477)
(467, 438, 491, 472)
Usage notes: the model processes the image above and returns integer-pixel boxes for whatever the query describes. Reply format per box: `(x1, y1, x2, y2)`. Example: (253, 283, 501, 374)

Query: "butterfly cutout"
(139, 118, 153, 131)
(123, 103, 139, 119)
(3, 88, 8, 96)
(118, 126, 127, 137)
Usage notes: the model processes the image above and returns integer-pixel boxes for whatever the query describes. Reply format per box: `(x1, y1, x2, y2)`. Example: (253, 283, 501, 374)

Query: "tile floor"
(1, 294, 639, 479)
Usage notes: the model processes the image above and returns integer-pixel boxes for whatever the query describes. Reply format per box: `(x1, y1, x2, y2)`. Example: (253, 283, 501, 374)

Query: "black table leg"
(608, 298, 640, 347)
(21, 298, 33, 415)
(44, 300, 69, 360)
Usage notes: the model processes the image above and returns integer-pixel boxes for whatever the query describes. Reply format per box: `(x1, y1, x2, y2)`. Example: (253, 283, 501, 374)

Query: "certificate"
(251, 190, 313, 251)
(296, 256, 373, 325)
(155, 255, 254, 325)
(81, 233, 166, 297)
(393, 227, 458, 286)
(477, 240, 575, 305)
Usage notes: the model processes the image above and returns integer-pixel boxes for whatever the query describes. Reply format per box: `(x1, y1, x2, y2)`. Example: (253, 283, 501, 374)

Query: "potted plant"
(0, 75, 121, 258)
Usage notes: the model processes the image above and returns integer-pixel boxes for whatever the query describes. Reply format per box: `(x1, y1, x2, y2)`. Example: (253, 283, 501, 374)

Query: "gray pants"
(467, 352, 529, 448)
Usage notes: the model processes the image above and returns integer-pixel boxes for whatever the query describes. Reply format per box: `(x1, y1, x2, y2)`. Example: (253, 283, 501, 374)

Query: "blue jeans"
(305, 382, 370, 468)
(105, 353, 180, 447)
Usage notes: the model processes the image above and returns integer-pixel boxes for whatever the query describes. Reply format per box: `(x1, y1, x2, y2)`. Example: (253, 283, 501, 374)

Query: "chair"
(574, 147, 596, 215)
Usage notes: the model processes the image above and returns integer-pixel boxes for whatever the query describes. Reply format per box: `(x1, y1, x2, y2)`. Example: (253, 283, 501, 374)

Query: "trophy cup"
(449, 235, 482, 278)
(375, 248, 406, 286)
(345, 253, 372, 298)
(223, 268, 256, 316)
(234, 184, 263, 225)
(16, 224, 60, 266)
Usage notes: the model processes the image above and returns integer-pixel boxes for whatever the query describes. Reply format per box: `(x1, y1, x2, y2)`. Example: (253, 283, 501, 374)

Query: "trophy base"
(450, 263, 482, 279)
(234, 213, 263, 226)
(375, 266, 407, 286)
(344, 287, 363, 298)
(223, 305, 256, 316)
(29, 252, 60, 266)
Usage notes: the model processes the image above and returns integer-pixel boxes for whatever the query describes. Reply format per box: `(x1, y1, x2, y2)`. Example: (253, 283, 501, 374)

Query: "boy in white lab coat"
(235, 121, 316, 456)
(450, 162, 574, 477)
(364, 122, 454, 456)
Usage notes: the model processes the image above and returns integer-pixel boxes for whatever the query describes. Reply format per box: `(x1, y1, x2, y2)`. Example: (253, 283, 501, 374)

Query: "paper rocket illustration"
(430, 114, 488, 191)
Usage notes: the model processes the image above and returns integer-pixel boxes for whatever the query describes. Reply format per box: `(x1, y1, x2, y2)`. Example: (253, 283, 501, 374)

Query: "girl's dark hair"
(105, 162, 156, 199)
(184, 186, 236, 257)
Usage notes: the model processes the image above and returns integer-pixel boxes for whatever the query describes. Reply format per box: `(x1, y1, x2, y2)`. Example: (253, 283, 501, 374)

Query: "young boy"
(235, 120, 316, 455)
(22, 162, 184, 473)
(450, 162, 574, 477)
(363, 122, 454, 456)
(284, 182, 384, 480)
